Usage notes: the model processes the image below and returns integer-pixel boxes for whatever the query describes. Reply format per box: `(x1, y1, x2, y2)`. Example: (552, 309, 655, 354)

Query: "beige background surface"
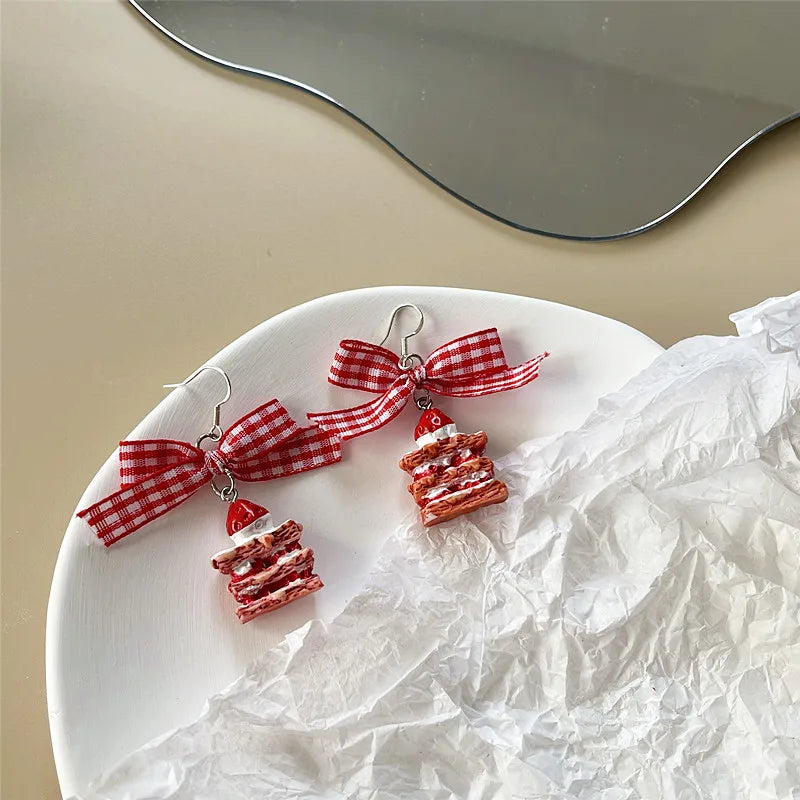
(2, 2, 798, 797)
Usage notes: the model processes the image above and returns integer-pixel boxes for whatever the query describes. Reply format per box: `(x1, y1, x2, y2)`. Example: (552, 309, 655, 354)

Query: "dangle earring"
(165, 368, 323, 623)
(78, 365, 342, 622)
(309, 305, 549, 527)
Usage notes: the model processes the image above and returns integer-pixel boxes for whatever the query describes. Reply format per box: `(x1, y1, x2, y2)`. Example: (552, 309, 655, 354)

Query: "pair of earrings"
(78, 305, 547, 623)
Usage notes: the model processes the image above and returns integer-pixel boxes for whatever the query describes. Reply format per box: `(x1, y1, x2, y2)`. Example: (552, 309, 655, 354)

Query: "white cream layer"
(230, 512, 275, 546)
(412, 453, 455, 478)
(237, 547, 307, 587)
(212, 513, 288, 567)
(415, 423, 458, 448)
(412, 449, 478, 480)
(426, 477, 495, 516)
(423, 470, 491, 501)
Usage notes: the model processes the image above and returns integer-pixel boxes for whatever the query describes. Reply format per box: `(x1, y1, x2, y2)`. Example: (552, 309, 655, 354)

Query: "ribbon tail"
(308, 380, 413, 440)
(77, 463, 208, 546)
(432, 351, 550, 398)
(233, 425, 343, 481)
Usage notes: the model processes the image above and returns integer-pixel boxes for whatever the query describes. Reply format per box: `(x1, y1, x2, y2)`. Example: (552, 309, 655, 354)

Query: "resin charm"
(399, 408, 508, 527)
(211, 498, 322, 623)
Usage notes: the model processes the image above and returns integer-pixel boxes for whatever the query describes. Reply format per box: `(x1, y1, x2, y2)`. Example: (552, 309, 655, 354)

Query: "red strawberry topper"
(414, 408, 456, 444)
(226, 498, 269, 537)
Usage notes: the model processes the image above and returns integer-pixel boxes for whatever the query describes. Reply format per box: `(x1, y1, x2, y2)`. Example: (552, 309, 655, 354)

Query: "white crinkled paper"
(78, 293, 800, 800)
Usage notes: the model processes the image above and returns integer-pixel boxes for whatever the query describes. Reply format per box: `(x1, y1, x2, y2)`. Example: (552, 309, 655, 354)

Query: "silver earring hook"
(163, 365, 232, 448)
(378, 304, 425, 367)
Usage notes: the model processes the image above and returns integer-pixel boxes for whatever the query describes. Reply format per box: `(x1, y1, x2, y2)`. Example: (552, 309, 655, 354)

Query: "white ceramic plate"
(47, 287, 664, 795)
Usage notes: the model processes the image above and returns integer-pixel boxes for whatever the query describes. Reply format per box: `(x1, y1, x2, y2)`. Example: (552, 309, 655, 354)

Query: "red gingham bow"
(78, 400, 342, 546)
(308, 329, 548, 440)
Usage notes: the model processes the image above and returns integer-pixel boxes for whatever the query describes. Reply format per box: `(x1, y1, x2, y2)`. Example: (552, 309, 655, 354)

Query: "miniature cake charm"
(399, 408, 508, 527)
(211, 498, 323, 623)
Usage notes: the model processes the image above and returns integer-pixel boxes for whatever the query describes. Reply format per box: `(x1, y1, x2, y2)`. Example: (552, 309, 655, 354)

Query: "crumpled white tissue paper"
(78, 292, 800, 800)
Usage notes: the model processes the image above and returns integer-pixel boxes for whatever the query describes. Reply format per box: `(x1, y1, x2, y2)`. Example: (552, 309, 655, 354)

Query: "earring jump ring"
(195, 426, 223, 449)
(210, 468, 238, 503)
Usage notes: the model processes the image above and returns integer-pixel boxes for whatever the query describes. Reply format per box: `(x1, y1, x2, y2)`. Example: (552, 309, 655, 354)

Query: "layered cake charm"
(211, 498, 322, 623)
(399, 408, 508, 527)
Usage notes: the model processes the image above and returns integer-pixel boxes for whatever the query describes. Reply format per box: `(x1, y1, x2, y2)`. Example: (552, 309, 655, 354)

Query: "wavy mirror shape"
(132, 1, 800, 240)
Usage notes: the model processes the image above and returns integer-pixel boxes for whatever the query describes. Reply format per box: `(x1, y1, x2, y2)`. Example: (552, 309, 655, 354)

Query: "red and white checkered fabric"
(308, 329, 549, 440)
(78, 400, 341, 546)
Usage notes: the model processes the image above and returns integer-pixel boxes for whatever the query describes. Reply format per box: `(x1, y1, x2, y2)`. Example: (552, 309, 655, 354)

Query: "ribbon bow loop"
(308, 328, 548, 440)
(78, 399, 341, 546)
(118, 439, 202, 489)
(329, 339, 404, 393)
(217, 400, 303, 477)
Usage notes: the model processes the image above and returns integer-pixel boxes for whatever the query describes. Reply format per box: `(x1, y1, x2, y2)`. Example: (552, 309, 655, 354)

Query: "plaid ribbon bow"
(78, 400, 342, 546)
(308, 329, 548, 440)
